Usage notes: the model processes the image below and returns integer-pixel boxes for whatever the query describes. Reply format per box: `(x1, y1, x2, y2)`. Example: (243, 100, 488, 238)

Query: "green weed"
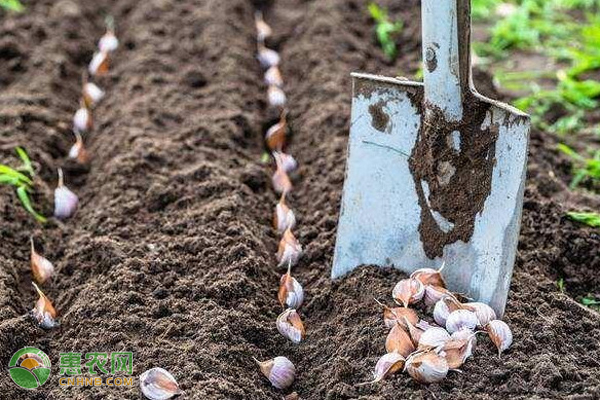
(581, 295, 600, 311)
(368, 2, 403, 60)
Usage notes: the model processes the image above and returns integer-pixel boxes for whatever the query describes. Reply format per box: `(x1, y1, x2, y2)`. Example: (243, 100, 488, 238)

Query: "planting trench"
(0, 0, 599, 399)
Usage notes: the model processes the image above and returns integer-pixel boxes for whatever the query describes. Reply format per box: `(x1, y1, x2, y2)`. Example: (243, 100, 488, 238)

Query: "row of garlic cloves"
(366, 265, 514, 385)
(253, 11, 303, 393)
(28, 20, 119, 331)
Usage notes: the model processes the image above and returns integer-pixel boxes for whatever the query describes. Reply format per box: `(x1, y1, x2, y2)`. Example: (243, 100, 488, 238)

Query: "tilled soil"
(0, 0, 598, 399)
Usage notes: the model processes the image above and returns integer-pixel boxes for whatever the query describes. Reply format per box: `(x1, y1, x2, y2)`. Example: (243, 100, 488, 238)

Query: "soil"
(0, 0, 598, 399)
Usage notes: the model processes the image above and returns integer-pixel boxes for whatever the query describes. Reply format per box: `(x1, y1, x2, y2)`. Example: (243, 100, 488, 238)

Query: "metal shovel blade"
(332, 0, 530, 316)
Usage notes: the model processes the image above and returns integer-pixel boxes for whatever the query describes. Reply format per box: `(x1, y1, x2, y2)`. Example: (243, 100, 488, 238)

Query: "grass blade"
(16, 186, 47, 223)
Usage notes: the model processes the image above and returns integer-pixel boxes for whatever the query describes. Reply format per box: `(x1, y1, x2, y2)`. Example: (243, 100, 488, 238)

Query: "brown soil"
(0, 0, 598, 399)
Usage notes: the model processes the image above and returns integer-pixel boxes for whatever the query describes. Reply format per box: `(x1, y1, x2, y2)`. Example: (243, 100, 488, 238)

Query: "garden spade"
(332, 0, 530, 316)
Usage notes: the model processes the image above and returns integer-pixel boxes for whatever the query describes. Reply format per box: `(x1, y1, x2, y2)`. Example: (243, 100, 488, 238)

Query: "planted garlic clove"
(140, 367, 182, 400)
(363, 352, 405, 385)
(268, 86, 286, 108)
(30, 238, 54, 284)
(98, 30, 119, 53)
(54, 168, 79, 220)
(410, 263, 446, 288)
(255, 356, 296, 390)
(418, 327, 450, 351)
(272, 164, 292, 195)
(485, 320, 513, 356)
(255, 11, 272, 42)
(68, 131, 89, 165)
(73, 105, 92, 134)
(423, 285, 453, 307)
(385, 322, 415, 358)
(82, 82, 105, 108)
(392, 278, 424, 307)
(405, 352, 449, 384)
(265, 112, 287, 151)
(89, 51, 110, 76)
(432, 295, 462, 326)
(276, 228, 302, 267)
(265, 66, 283, 87)
(374, 298, 418, 329)
(273, 151, 298, 174)
(445, 309, 478, 334)
(274, 195, 296, 234)
(31, 282, 58, 329)
(276, 308, 305, 344)
(278, 262, 303, 309)
(462, 302, 497, 327)
(258, 44, 280, 68)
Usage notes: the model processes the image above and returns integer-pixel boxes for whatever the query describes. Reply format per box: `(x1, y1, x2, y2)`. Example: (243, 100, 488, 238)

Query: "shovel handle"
(422, 0, 472, 122)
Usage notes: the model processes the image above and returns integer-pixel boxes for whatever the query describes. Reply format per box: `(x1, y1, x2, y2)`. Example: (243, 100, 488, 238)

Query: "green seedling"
(0, 0, 24, 12)
(581, 295, 600, 311)
(471, 0, 504, 20)
(557, 144, 600, 189)
(0, 147, 46, 223)
(566, 211, 600, 228)
(368, 2, 403, 60)
(556, 277, 565, 292)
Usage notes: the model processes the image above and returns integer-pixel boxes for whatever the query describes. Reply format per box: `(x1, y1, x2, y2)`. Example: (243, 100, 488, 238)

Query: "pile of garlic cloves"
(252, 11, 306, 394)
(366, 265, 514, 385)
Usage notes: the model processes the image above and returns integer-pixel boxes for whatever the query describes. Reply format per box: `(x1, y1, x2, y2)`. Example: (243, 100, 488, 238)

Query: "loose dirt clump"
(0, 0, 598, 399)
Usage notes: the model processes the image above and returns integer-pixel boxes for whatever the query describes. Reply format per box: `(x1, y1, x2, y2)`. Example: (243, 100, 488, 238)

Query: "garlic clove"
(255, 356, 296, 390)
(405, 351, 449, 384)
(402, 316, 424, 346)
(265, 111, 287, 151)
(140, 367, 182, 400)
(284, 393, 300, 400)
(73, 105, 92, 134)
(276, 228, 302, 267)
(440, 335, 475, 369)
(274, 194, 296, 234)
(30, 238, 54, 284)
(392, 278, 424, 307)
(88, 51, 110, 76)
(423, 285, 453, 307)
(273, 151, 298, 174)
(272, 164, 292, 195)
(31, 282, 58, 329)
(432, 295, 462, 326)
(278, 262, 303, 309)
(82, 81, 105, 108)
(410, 263, 446, 288)
(385, 322, 415, 358)
(364, 352, 405, 385)
(268, 85, 287, 108)
(54, 168, 79, 220)
(485, 320, 513, 356)
(462, 302, 497, 327)
(257, 44, 280, 68)
(445, 309, 478, 334)
(374, 298, 418, 329)
(265, 66, 283, 87)
(98, 31, 119, 53)
(276, 308, 305, 344)
(68, 131, 89, 165)
(418, 327, 450, 351)
(255, 11, 272, 42)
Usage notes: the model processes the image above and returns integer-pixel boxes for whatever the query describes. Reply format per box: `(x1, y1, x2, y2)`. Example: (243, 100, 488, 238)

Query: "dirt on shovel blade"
(0, 0, 599, 399)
